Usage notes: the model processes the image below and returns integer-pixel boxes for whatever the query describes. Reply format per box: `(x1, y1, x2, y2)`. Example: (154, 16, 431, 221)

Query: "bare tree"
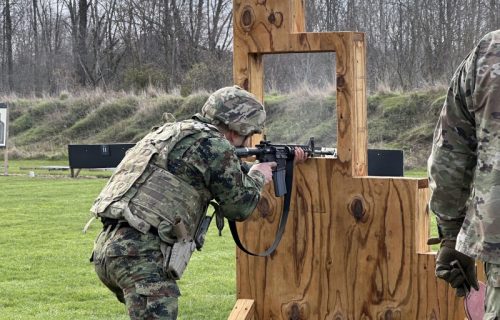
(65, 0, 89, 86)
(1, 0, 498, 95)
(207, 0, 232, 53)
(4, 0, 14, 91)
(32, 0, 42, 94)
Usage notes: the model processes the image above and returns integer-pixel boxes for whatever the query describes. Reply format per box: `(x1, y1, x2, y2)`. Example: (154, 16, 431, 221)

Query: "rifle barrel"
(235, 147, 263, 157)
(235, 146, 337, 158)
(312, 147, 337, 158)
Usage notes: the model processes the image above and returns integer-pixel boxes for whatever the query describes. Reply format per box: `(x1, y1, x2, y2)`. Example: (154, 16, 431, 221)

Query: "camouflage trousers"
(484, 262, 500, 320)
(92, 225, 180, 320)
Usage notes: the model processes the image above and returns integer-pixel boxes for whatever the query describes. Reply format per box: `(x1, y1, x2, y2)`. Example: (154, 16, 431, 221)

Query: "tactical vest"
(90, 119, 219, 242)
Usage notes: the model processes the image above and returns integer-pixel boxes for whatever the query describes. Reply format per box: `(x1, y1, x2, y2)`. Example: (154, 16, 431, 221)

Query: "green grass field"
(0, 160, 432, 319)
(0, 161, 236, 320)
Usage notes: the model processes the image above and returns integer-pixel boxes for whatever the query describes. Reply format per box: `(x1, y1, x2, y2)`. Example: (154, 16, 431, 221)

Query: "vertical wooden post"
(247, 54, 264, 146)
(352, 34, 368, 176)
(289, 0, 305, 33)
(334, 32, 367, 177)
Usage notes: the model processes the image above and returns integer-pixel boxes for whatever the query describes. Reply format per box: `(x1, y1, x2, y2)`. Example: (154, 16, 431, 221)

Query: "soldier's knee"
(124, 280, 180, 320)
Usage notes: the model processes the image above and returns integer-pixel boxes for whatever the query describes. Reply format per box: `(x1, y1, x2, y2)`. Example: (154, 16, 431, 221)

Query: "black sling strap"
(228, 159, 294, 257)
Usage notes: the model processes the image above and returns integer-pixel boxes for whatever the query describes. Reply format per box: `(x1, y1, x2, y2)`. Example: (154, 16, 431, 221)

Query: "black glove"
(435, 240, 479, 297)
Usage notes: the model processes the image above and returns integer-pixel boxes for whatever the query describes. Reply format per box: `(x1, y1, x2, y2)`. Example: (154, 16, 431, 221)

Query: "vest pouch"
(93, 165, 155, 221)
(129, 165, 204, 238)
(90, 120, 217, 221)
(122, 206, 151, 234)
(100, 201, 126, 220)
(98, 197, 138, 220)
(90, 121, 182, 216)
(90, 143, 158, 215)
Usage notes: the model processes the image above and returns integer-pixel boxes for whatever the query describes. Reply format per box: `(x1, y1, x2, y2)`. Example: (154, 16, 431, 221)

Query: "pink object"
(465, 281, 486, 320)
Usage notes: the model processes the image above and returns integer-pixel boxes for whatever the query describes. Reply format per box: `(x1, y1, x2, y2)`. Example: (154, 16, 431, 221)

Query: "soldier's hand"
(435, 240, 479, 297)
(294, 147, 307, 164)
(249, 162, 277, 184)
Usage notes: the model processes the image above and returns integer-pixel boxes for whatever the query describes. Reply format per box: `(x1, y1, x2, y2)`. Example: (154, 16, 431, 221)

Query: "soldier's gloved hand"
(435, 240, 479, 297)
(249, 162, 277, 184)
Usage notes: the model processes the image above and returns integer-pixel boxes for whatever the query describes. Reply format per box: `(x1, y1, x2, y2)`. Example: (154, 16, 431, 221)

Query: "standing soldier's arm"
(428, 49, 478, 240)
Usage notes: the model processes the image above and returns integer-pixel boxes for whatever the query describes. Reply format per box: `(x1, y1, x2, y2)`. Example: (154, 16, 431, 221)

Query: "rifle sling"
(228, 159, 294, 257)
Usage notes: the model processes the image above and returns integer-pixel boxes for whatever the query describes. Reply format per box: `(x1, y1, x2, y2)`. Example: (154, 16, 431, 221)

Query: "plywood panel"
(415, 253, 466, 319)
(235, 160, 464, 319)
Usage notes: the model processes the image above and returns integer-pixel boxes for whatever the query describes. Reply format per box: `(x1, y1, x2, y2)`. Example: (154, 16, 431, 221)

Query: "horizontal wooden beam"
(235, 32, 364, 54)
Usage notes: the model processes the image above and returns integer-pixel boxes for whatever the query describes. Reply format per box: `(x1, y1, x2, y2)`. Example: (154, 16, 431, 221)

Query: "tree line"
(1, 0, 498, 95)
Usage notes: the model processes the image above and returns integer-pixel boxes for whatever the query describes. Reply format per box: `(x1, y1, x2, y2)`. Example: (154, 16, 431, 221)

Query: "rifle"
(235, 137, 337, 196)
(230, 137, 336, 257)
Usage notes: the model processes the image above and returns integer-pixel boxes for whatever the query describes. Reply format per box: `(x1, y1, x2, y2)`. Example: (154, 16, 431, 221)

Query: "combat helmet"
(198, 86, 266, 136)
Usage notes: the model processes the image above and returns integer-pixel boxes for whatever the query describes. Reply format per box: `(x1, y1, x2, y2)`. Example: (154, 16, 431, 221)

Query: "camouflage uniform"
(428, 30, 500, 318)
(91, 86, 266, 319)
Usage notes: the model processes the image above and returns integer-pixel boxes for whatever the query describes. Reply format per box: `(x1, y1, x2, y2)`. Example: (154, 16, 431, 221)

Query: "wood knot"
(349, 196, 367, 222)
(268, 11, 283, 27)
(385, 310, 393, 320)
(337, 75, 345, 88)
(284, 302, 309, 320)
(257, 197, 271, 218)
(240, 6, 254, 32)
(299, 33, 308, 45)
(380, 308, 401, 320)
(334, 311, 345, 320)
(290, 304, 300, 320)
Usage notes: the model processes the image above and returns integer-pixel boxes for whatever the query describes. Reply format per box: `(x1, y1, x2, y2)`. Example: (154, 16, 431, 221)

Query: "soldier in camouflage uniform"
(89, 86, 291, 319)
(428, 30, 500, 319)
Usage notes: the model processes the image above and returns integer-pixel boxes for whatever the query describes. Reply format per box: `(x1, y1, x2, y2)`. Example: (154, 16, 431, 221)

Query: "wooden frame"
(233, 0, 367, 177)
(231, 0, 466, 319)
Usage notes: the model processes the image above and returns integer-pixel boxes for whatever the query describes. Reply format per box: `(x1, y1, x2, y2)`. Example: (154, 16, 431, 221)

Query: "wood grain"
(228, 299, 256, 320)
(235, 160, 465, 319)
(232, 1, 463, 319)
(233, 0, 367, 177)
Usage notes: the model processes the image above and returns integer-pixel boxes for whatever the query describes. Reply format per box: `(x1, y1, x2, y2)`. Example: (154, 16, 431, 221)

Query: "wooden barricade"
(231, 0, 467, 319)
(228, 299, 256, 320)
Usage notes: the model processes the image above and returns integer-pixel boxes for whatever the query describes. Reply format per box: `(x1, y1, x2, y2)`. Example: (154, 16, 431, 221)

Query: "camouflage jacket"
(428, 30, 500, 264)
(166, 118, 265, 221)
(92, 117, 266, 231)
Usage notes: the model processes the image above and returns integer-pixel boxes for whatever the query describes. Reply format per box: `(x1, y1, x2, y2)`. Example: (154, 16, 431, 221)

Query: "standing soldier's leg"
(484, 262, 500, 320)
